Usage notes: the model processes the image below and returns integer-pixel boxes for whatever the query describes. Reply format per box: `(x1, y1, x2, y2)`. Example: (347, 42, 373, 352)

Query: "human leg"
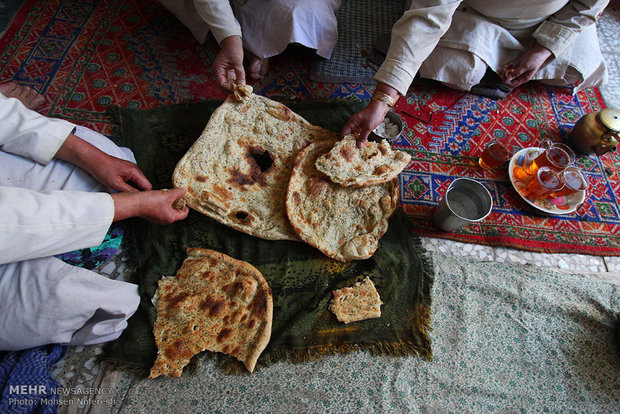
(0, 257, 139, 350)
(234, 0, 340, 60)
(419, 46, 489, 92)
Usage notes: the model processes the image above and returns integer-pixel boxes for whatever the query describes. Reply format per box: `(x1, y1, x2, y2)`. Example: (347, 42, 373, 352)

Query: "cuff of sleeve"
(375, 61, 416, 97)
(210, 26, 242, 46)
(532, 20, 577, 58)
(38, 121, 75, 165)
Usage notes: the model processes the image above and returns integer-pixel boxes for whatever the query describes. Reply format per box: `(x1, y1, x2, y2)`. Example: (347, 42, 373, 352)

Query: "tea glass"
(524, 141, 575, 176)
(479, 140, 511, 170)
(551, 166, 588, 198)
(523, 166, 563, 200)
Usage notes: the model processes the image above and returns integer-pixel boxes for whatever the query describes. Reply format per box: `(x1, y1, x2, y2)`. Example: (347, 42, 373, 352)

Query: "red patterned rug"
(1, 0, 618, 255)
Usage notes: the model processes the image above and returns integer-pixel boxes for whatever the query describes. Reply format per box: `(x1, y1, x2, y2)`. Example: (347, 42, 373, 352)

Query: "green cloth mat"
(104, 254, 620, 413)
(103, 99, 433, 373)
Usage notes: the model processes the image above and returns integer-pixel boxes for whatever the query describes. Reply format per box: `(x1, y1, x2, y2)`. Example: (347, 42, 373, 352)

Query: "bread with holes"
(173, 85, 338, 240)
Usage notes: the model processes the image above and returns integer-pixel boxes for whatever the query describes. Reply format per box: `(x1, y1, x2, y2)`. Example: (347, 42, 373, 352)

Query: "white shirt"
(377, 0, 609, 95)
(0, 94, 115, 264)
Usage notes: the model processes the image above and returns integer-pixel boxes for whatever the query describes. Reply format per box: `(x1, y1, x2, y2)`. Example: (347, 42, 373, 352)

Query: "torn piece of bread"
(329, 277, 382, 324)
(149, 248, 273, 378)
(315, 135, 410, 187)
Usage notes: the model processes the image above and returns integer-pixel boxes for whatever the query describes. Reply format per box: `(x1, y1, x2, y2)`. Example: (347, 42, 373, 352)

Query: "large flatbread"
(315, 135, 411, 187)
(285, 141, 399, 262)
(173, 88, 338, 240)
(149, 248, 273, 377)
(330, 277, 382, 324)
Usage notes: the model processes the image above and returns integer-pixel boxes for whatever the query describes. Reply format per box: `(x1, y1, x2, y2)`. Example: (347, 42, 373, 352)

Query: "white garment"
(377, 0, 608, 95)
(0, 93, 139, 351)
(158, 0, 341, 59)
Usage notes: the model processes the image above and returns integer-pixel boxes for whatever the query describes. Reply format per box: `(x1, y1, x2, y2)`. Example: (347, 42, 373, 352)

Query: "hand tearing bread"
(315, 135, 410, 187)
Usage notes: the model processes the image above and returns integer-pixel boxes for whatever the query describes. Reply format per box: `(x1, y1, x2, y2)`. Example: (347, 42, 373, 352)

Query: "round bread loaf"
(286, 141, 399, 262)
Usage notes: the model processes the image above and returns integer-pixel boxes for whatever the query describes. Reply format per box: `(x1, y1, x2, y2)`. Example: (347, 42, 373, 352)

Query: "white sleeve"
(532, 0, 608, 58)
(0, 188, 115, 264)
(193, 0, 243, 44)
(374, 0, 461, 96)
(0, 93, 76, 165)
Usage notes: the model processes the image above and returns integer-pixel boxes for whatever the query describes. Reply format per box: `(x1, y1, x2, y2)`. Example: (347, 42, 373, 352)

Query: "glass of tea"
(479, 140, 511, 170)
(551, 166, 588, 198)
(526, 141, 575, 174)
(523, 166, 563, 200)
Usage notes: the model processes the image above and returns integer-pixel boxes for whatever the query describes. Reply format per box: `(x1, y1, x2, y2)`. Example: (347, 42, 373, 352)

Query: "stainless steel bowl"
(370, 111, 403, 143)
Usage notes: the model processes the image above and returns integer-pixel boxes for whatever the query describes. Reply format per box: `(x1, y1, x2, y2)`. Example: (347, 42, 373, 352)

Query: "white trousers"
(234, 0, 341, 59)
(0, 126, 140, 351)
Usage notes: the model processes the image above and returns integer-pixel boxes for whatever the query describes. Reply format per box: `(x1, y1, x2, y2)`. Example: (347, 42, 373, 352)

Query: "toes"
(0, 82, 46, 110)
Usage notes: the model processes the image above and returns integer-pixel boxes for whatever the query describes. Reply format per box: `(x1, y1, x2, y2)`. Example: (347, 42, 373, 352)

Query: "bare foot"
(246, 53, 269, 80)
(0, 82, 47, 110)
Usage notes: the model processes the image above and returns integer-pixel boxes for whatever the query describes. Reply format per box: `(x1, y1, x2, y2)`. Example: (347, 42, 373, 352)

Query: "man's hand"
(502, 42, 553, 89)
(55, 134, 152, 192)
(87, 154, 152, 192)
(111, 188, 189, 225)
(213, 35, 246, 91)
(341, 100, 391, 147)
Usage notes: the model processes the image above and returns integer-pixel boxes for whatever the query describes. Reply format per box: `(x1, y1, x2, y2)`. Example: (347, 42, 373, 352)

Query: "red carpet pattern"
(1, 0, 618, 255)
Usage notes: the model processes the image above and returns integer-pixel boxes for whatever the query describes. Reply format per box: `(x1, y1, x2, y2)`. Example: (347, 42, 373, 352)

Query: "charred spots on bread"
(307, 176, 329, 198)
(199, 295, 226, 317)
(251, 288, 271, 318)
(217, 328, 233, 343)
(340, 144, 354, 162)
(227, 141, 274, 189)
(165, 339, 194, 360)
(229, 210, 254, 225)
(165, 291, 190, 313)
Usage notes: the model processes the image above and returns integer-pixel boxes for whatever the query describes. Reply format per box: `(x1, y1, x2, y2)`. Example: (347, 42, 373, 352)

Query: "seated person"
(158, 0, 341, 89)
(0, 84, 189, 351)
(343, 0, 609, 144)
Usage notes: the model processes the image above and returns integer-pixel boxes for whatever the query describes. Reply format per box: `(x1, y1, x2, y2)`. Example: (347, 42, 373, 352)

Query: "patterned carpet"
(1, 0, 619, 255)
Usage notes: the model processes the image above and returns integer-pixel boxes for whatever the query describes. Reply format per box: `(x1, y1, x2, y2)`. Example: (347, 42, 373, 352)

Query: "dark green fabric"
(103, 100, 434, 373)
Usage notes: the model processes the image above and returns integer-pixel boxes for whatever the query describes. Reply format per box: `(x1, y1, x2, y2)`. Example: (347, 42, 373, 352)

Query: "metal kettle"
(568, 108, 620, 155)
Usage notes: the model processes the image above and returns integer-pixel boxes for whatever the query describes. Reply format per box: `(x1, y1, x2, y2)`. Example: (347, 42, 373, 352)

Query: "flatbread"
(149, 248, 273, 377)
(173, 86, 338, 240)
(315, 135, 411, 187)
(329, 277, 382, 324)
(286, 141, 399, 262)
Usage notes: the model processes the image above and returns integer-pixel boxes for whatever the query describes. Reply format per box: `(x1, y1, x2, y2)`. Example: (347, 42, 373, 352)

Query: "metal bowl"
(370, 111, 403, 143)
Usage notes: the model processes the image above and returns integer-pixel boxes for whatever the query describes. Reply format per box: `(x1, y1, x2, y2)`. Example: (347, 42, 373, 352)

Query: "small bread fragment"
(315, 135, 410, 187)
(329, 277, 382, 324)
(149, 248, 273, 378)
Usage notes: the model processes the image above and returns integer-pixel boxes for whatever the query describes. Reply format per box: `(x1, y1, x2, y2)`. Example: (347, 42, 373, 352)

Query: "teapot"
(568, 108, 620, 155)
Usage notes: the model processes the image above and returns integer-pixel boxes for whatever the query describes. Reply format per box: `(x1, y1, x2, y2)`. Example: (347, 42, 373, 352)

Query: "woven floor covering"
(1, 0, 619, 255)
(100, 253, 620, 413)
